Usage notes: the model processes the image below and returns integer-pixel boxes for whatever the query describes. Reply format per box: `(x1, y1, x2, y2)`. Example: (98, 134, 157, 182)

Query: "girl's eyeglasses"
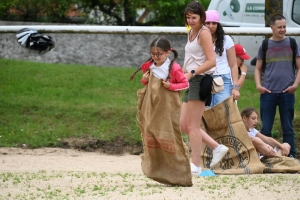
(149, 52, 165, 58)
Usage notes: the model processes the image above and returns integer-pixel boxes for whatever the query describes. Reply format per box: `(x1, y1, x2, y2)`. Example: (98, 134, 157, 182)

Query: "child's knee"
(251, 137, 262, 145)
(282, 143, 291, 150)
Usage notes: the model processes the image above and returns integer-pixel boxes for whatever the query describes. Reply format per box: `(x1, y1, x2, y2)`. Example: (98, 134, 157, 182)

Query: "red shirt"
(140, 60, 189, 91)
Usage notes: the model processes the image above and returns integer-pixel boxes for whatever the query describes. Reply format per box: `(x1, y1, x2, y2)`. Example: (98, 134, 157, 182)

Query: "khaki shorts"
(183, 75, 205, 103)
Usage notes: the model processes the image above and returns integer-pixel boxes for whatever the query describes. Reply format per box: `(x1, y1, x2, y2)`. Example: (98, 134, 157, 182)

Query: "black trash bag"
(250, 57, 257, 66)
(16, 28, 55, 54)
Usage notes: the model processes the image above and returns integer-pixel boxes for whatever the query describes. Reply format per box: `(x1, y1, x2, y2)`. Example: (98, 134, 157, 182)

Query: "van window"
(292, 0, 300, 25)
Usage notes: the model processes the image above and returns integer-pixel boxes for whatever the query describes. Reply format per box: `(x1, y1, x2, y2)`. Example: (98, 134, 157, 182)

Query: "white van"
(208, 0, 300, 71)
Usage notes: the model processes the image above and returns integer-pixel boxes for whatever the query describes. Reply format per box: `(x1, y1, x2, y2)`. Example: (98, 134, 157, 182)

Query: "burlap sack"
(261, 156, 300, 173)
(137, 70, 192, 186)
(200, 96, 265, 174)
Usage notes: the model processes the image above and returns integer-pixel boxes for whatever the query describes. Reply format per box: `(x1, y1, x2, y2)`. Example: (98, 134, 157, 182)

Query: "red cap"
(234, 44, 250, 60)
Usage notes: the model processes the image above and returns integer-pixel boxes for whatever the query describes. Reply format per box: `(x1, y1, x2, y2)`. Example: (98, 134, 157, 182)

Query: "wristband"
(232, 84, 240, 90)
(241, 72, 246, 76)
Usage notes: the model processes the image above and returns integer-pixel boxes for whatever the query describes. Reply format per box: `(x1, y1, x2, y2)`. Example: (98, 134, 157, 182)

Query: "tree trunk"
(265, 0, 283, 27)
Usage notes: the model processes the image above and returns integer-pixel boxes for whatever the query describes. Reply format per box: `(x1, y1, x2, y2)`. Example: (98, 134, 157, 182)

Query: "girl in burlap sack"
(241, 107, 291, 158)
(130, 37, 192, 186)
(180, 1, 229, 175)
(130, 37, 189, 91)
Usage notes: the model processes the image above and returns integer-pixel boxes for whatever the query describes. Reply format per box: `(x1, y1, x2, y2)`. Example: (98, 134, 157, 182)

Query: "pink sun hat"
(205, 10, 220, 23)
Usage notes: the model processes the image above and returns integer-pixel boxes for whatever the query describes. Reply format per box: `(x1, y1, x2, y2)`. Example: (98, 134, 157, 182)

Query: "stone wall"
(0, 30, 187, 68)
(0, 21, 256, 72)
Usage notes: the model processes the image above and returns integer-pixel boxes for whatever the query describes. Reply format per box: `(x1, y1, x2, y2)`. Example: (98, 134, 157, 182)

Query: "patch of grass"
(0, 59, 300, 156)
(0, 59, 142, 148)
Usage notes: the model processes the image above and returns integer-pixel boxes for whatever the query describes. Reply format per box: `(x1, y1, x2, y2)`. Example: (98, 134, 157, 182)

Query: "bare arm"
(257, 132, 290, 156)
(237, 64, 247, 89)
(195, 29, 216, 74)
(283, 56, 300, 93)
(256, 132, 281, 148)
(227, 46, 240, 100)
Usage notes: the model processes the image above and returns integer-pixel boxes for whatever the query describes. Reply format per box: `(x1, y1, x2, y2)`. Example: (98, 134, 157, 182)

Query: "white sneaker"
(210, 145, 229, 168)
(190, 163, 202, 175)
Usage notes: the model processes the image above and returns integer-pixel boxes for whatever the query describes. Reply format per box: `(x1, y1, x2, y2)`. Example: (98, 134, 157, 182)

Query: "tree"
(0, 0, 211, 26)
(264, 0, 283, 27)
(78, 0, 211, 26)
(0, 0, 82, 23)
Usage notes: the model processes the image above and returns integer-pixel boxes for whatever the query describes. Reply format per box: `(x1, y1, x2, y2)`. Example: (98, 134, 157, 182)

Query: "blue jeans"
(210, 74, 232, 107)
(260, 92, 296, 157)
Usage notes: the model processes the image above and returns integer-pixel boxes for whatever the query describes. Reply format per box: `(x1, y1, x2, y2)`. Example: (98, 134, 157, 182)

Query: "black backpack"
(262, 37, 297, 72)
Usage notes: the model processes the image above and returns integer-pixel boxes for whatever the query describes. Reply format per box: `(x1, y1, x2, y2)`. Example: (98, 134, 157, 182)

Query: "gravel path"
(1, 147, 299, 200)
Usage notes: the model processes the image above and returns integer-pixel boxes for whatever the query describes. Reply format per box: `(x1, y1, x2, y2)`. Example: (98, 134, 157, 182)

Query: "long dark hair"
(130, 37, 178, 81)
(214, 22, 225, 56)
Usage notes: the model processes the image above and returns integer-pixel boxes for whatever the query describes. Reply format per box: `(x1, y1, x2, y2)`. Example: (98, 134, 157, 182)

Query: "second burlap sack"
(200, 96, 265, 174)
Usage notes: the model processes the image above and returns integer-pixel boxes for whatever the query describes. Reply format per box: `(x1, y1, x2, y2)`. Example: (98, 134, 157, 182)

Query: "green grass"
(0, 59, 142, 148)
(0, 58, 299, 156)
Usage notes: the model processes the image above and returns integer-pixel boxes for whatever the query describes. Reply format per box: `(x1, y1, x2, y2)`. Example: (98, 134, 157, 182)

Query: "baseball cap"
(205, 10, 220, 23)
(234, 44, 250, 60)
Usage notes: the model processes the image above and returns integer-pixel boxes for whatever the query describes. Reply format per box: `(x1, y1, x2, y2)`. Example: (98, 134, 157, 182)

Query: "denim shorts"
(210, 73, 232, 107)
(183, 75, 205, 103)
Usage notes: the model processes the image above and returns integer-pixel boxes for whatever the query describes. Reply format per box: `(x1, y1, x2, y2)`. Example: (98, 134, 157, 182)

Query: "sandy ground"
(1, 147, 300, 200)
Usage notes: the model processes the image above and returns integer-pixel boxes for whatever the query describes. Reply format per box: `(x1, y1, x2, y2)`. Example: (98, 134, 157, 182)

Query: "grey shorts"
(183, 75, 205, 103)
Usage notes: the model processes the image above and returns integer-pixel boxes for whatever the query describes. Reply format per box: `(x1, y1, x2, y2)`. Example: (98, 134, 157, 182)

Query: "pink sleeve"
(140, 60, 153, 85)
(168, 63, 189, 91)
(141, 79, 148, 85)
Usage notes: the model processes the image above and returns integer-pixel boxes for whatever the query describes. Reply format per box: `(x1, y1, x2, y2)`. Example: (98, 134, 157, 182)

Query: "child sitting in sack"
(241, 107, 290, 158)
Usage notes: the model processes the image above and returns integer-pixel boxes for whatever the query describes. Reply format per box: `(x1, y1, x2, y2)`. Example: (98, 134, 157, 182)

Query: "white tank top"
(183, 25, 215, 75)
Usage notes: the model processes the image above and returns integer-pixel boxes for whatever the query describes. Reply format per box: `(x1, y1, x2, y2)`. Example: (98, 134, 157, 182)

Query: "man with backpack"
(254, 14, 300, 158)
